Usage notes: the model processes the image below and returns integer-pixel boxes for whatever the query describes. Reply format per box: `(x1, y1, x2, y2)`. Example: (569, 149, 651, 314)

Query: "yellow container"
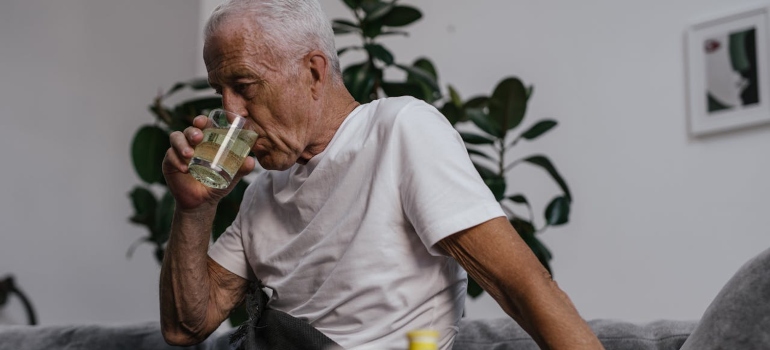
(407, 329, 439, 350)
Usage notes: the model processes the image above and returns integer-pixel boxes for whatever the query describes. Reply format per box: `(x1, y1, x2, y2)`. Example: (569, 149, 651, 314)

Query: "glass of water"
(188, 109, 258, 189)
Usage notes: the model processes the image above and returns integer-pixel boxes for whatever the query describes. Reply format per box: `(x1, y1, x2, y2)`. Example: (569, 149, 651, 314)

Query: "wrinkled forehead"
(203, 16, 271, 66)
(203, 18, 284, 87)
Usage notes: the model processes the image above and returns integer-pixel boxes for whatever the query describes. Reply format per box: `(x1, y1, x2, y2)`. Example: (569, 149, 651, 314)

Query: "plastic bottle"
(407, 329, 439, 350)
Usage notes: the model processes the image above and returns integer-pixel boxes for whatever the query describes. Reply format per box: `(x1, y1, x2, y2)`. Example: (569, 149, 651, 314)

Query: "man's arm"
(159, 116, 254, 346)
(159, 206, 249, 346)
(438, 216, 604, 350)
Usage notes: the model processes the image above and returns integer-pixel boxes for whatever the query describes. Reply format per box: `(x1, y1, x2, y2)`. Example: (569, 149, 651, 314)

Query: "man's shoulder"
(364, 96, 446, 130)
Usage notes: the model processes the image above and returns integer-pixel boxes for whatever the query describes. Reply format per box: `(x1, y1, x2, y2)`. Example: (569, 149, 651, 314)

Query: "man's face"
(204, 17, 318, 171)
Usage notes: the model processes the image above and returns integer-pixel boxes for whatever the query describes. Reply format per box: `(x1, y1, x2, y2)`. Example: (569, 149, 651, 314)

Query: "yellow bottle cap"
(408, 329, 439, 350)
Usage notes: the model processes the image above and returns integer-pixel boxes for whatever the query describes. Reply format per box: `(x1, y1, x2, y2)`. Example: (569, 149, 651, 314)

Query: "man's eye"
(234, 83, 252, 94)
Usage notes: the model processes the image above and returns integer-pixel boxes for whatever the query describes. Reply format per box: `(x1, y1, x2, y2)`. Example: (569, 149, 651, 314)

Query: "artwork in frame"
(686, 4, 770, 136)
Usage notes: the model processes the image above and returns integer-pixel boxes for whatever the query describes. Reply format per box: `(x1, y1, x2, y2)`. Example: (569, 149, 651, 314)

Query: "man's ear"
(305, 50, 328, 100)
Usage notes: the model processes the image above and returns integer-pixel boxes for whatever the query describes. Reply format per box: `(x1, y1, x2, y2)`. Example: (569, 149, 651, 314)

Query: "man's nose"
(222, 90, 248, 117)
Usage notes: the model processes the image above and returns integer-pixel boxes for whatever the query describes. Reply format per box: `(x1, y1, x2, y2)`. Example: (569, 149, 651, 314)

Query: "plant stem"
(498, 138, 505, 178)
(507, 136, 521, 149)
(504, 158, 524, 173)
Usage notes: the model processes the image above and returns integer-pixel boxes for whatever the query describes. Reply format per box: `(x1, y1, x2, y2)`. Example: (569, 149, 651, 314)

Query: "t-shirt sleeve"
(207, 182, 257, 280)
(392, 99, 506, 256)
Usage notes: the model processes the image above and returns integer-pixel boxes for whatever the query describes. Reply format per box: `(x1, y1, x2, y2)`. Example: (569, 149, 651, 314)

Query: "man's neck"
(297, 84, 360, 164)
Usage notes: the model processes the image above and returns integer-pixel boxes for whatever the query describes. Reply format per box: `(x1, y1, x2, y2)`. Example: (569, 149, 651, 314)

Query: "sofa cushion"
(0, 322, 228, 350)
(455, 318, 697, 350)
(680, 247, 770, 350)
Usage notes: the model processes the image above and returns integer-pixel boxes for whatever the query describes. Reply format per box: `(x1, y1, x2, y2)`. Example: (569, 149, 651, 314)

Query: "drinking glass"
(188, 109, 258, 189)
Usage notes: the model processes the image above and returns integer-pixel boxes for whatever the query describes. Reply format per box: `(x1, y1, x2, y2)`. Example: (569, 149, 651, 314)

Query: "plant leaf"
(467, 148, 493, 161)
(467, 107, 502, 138)
(362, 1, 395, 22)
(213, 180, 249, 241)
(486, 178, 506, 201)
(381, 5, 422, 27)
(523, 155, 572, 201)
(362, 19, 384, 38)
(545, 196, 570, 226)
(332, 19, 360, 35)
(379, 30, 409, 37)
(460, 132, 495, 145)
(520, 120, 557, 140)
(364, 43, 394, 65)
(473, 163, 498, 179)
(511, 218, 535, 235)
(489, 77, 528, 132)
(129, 186, 156, 226)
(507, 194, 533, 221)
(187, 78, 211, 90)
(464, 96, 489, 109)
(512, 218, 552, 273)
(507, 194, 528, 204)
(467, 276, 484, 298)
(343, 62, 377, 103)
(154, 247, 165, 264)
(473, 164, 505, 200)
(448, 85, 462, 108)
(148, 104, 172, 125)
(170, 97, 222, 132)
(406, 58, 440, 103)
(342, 0, 363, 10)
(152, 191, 175, 245)
(164, 78, 211, 97)
(381, 81, 423, 98)
(394, 63, 439, 93)
(131, 125, 170, 184)
(337, 46, 362, 56)
(439, 102, 461, 125)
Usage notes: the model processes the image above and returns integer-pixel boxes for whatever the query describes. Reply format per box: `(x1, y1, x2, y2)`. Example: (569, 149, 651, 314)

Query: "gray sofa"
(2, 246, 769, 349)
(0, 318, 697, 350)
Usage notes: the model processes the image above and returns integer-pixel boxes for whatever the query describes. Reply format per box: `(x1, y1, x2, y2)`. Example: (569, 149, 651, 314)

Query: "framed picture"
(686, 4, 770, 136)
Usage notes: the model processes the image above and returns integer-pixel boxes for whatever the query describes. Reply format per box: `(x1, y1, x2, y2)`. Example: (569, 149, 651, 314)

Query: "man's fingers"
(169, 131, 195, 159)
(236, 156, 256, 178)
(183, 126, 203, 146)
(223, 156, 256, 192)
(164, 148, 189, 173)
(192, 115, 213, 129)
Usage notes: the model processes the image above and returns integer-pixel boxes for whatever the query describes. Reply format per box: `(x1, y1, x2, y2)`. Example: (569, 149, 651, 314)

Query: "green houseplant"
(128, 0, 572, 301)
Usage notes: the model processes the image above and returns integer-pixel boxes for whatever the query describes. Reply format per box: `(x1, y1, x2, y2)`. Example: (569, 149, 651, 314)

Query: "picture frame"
(686, 4, 770, 136)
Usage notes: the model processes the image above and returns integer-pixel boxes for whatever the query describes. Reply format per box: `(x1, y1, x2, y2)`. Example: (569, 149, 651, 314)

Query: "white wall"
(0, 0, 200, 325)
(318, 0, 770, 323)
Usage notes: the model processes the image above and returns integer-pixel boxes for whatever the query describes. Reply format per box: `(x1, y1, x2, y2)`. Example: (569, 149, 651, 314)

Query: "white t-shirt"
(208, 96, 505, 349)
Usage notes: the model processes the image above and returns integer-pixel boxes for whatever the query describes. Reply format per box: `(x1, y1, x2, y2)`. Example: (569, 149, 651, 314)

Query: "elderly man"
(159, 0, 603, 349)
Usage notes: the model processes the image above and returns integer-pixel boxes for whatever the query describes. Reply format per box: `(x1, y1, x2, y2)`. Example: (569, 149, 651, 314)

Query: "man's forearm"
(159, 205, 218, 345)
(439, 217, 604, 349)
(507, 277, 602, 349)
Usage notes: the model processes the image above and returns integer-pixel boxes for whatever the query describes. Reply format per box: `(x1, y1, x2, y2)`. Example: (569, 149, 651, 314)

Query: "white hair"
(204, 0, 341, 79)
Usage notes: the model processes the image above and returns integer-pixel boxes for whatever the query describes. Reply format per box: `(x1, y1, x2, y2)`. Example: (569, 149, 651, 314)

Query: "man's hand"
(163, 115, 256, 211)
(439, 217, 604, 349)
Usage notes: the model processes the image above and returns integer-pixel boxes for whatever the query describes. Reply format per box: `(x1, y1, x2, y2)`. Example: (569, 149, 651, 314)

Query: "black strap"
(230, 281, 342, 350)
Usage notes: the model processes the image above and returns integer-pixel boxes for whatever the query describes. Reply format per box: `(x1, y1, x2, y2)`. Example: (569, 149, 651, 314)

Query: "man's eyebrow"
(222, 67, 264, 81)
